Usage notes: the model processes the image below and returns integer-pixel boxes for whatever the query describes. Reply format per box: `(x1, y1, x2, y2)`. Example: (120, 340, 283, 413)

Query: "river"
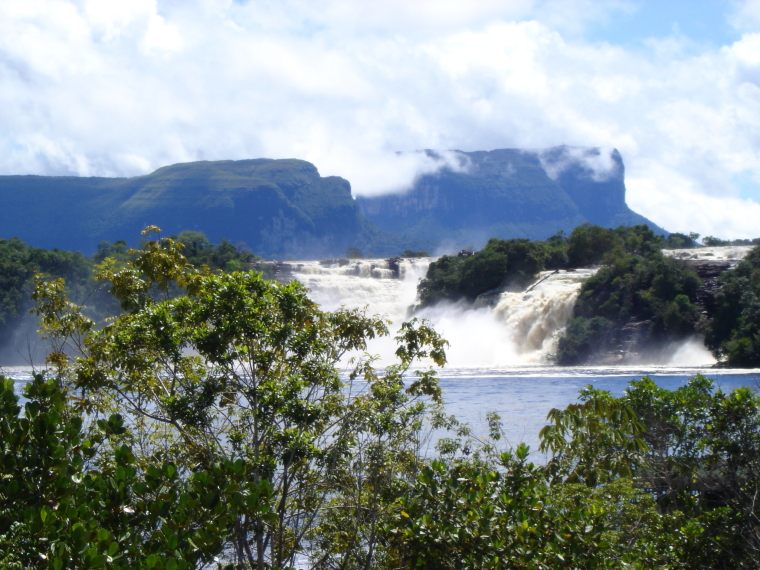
(4, 246, 758, 450)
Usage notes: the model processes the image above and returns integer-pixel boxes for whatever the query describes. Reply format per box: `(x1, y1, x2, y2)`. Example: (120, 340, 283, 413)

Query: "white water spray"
(286, 259, 593, 367)
(283, 247, 737, 368)
(286, 258, 430, 321)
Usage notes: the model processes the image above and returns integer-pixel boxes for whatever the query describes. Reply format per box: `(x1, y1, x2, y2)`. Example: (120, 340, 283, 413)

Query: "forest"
(416, 224, 760, 366)
(0, 232, 259, 361)
(1, 227, 759, 568)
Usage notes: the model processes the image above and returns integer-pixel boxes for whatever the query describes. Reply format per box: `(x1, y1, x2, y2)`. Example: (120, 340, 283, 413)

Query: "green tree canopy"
(29, 226, 448, 569)
(705, 245, 760, 366)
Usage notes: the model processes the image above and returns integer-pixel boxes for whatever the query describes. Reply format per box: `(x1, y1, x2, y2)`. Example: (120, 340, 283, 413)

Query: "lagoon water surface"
(5, 364, 758, 460)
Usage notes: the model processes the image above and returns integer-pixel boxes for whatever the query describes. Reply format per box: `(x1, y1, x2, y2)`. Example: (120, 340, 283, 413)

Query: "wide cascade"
(277, 258, 593, 367)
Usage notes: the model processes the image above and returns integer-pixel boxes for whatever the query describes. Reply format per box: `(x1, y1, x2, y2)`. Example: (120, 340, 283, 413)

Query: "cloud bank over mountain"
(2, 0, 760, 238)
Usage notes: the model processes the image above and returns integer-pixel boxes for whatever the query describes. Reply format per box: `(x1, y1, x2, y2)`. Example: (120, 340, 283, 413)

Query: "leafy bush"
(566, 223, 664, 267)
(417, 238, 547, 308)
(663, 231, 700, 249)
(566, 224, 621, 267)
(705, 245, 760, 366)
(345, 246, 364, 258)
(0, 374, 263, 569)
(400, 249, 429, 258)
(544, 230, 570, 269)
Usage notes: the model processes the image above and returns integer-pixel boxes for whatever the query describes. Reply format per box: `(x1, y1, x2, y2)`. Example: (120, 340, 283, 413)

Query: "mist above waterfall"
(285, 256, 721, 369)
(289, 258, 580, 367)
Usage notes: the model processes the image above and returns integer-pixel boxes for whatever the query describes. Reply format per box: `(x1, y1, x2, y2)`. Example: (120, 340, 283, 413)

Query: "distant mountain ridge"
(0, 159, 403, 258)
(0, 147, 663, 258)
(356, 146, 662, 248)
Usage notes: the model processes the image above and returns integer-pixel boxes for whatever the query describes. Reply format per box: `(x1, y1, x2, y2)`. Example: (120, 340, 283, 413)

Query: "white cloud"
(539, 146, 620, 182)
(627, 165, 760, 239)
(729, 0, 760, 32)
(0, 0, 760, 237)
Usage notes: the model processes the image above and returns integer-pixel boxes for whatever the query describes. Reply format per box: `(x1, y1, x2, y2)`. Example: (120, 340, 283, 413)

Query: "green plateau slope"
(0, 159, 408, 258)
(0, 148, 663, 258)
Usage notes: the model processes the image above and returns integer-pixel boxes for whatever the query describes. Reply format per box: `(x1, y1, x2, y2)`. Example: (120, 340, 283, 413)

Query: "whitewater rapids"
(283, 246, 748, 368)
(285, 259, 597, 367)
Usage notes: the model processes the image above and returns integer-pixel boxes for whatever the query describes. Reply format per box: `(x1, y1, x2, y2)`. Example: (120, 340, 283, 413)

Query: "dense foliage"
(391, 375, 760, 569)
(23, 227, 448, 569)
(6, 368, 759, 567)
(2, 227, 759, 568)
(0, 238, 93, 351)
(416, 238, 548, 308)
(556, 226, 703, 364)
(0, 374, 261, 570)
(0, 232, 258, 360)
(705, 245, 760, 366)
(416, 223, 682, 312)
(702, 236, 760, 247)
(400, 250, 429, 258)
(415, 222, 760, 367)
(662, 231, 701, 249)
(557, 225, 760, 365)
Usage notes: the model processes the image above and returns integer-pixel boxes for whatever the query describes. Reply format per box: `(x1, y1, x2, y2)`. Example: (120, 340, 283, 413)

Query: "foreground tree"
(30, 227, 447, 569)
(0, 373, 266, 569)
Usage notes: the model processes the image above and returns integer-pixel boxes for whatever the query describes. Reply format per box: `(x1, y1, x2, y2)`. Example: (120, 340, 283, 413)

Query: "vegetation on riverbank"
(0, 231, 258, 360)
(556, 226, 703, 364)
(416, 238, 548, 308)
(557, 233, 760, 366)
(1, 228, 758, 567)
(414, 223, 760, 367)
(705, 246, 760, 366)
(416, 223, 702, 321)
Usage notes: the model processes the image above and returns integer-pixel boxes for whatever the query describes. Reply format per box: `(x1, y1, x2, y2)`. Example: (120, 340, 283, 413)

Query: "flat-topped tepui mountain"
(0, 147, 663, 258)
(0, 158, 403, 259)
(356, 146, 662, 247)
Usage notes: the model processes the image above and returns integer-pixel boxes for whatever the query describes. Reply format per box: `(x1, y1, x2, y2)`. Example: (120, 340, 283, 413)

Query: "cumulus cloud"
(627, 164, 760, 240)
(538, 146, 620, 182)
(1, 0, 760, 237)
(729, 0, 760, 32)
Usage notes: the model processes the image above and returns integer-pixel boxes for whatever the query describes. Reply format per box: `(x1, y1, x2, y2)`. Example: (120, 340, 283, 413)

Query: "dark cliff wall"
(0, 148, 664, 259)
(0, 159, 398, 259)
(357, 147, 664, 250)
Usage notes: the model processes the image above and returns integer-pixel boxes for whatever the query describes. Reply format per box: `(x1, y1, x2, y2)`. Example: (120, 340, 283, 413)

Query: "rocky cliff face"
(0, 148, 665, 259)
(356, 146, 663, 250)
(0, 159, 399, 259)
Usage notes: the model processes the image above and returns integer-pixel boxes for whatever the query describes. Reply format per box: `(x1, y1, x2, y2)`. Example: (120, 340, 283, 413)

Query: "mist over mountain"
(0, 147, 663, 258)
(356, 146, 663, 250)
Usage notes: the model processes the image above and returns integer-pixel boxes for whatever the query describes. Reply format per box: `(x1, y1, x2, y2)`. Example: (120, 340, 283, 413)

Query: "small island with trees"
(415, 224, 760, 368)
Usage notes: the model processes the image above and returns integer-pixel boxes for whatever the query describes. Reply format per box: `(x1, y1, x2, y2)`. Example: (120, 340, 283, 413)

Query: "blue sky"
(1, 0, 760, 238)
(587, 1, 739, 47)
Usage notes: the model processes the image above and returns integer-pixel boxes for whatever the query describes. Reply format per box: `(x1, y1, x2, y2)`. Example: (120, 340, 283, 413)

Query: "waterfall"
(283, 258, 594, 367)
(280, 258, 431, 323)
(282, 245, 754, 368)
(477, 269, 598, 359)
